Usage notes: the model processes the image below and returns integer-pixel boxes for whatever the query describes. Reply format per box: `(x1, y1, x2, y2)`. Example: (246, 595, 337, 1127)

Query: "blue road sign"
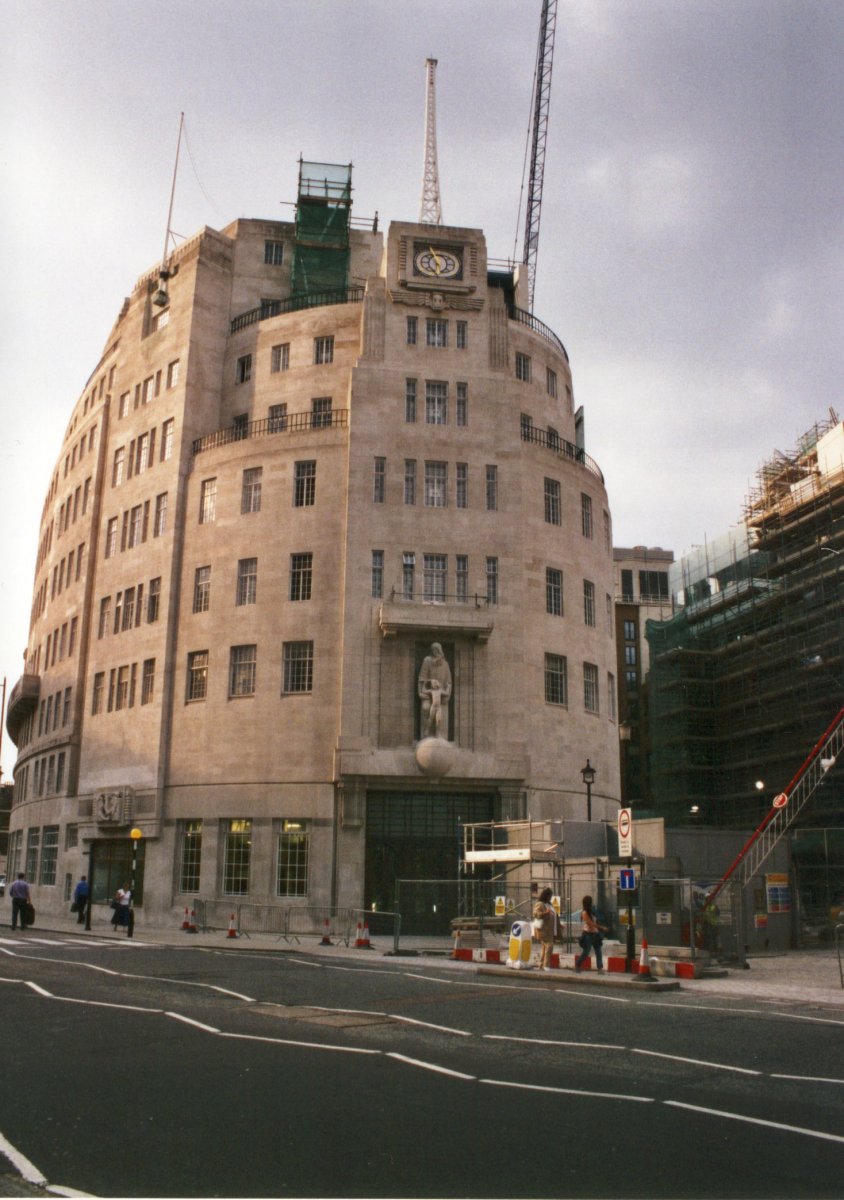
(620, 868, 637, 890)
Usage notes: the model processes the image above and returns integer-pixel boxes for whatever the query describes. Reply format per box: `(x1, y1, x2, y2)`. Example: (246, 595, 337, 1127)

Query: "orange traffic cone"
(354, 919, 365, 947)
(451, 929, 462, 959)
(638, 936, 652, 977)
(226, 913, 238, 939)
(181, 906, 190, 930)
(320, 918, 333, 946)
(185, 908, 198, 934)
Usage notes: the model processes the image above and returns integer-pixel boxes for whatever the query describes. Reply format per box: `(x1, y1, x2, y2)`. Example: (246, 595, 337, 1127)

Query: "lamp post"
(580, 760, 596, 822)
(128, 827, 142, 939)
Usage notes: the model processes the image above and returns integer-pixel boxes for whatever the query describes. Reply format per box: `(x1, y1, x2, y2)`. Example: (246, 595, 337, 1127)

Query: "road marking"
(165, 1012, 221, 1034)
(632, 1047, 761, 1076)
(485, 1034, 626, 1051)
(768, 1011, 844, 1027)
(771, 1073, 844, 1085)
(308, 1004, 471, 1036)
(387, 1053, 475, 1080)
(481, 1078, 654, 1103)
(555, 989, 629, 1004)
(220, 1031, 379, 1055)
(664, 1100, 844, 1146)
(0, 1127, 47, 1184)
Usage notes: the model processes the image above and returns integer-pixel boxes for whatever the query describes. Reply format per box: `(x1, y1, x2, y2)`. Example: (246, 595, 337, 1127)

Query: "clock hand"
(429, 246, 442, 275)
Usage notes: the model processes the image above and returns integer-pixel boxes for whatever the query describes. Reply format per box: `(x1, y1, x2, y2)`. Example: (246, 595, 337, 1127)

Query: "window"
(621, 569, 634, 602)
(456, 555, 469, 603)
(545, 654, 568, 705)
(56, 752, 66, 791)
(115, 665, 130, 711)
(424, 461, 447, 508)
(456, 321, 468, 349)
(26, 828, 40, 881)
(277, 821, 309, 896)
(154, 492, 168, 537)
(39, 826, 59, 885)
(289, 552, 313, 601)
(456, 382, 468, 426)
(236, 558, 258, 607)
(546, 568, 563, 616)
(122, 586, 136, 631)
(485, 465, 498, 512)
(546, 367, 558, 398)
(98, 596, 112, 639)
(371, 550, 384, 599)
(92, 672, 105, 715)
(402, 552, 415, 600)
(624, 620, 636, 641)
(142, 376, 155, 406)
(141, 658, 155, 705)
(242, 467, 262, 514)
(516, 352, 531, 382)
(148, 577, 161, 623)
(236, 355, 252, 384)
(294, 461, 316, 507)
(520, 413, 533, 440)
(193, 566, 211, 614)
(62, 687, 72, 725)
(583, 580, 596, 626)
(105, 517, 118, 558)
(271, 343, 290, 374)
(161, 418, 174, 460)
(404, 459, 417, 506)
(264, 239, 284, 265)
(119, 391, 130, 419)
(544, 478, 561, 525)
(311, 396, 332, 428)
(584, 663, 599, 713)
(581, 493, 594, 539)
(136, 432, 151, 474)
(406, 316, 418, 345)
(199, 478, 217, 524)
(548, 426, 561, 451)
(229, 644, 256, 697)
(456, 463, 468, 509)
(178, 820, 203, 893)
(127, 504, 144, 549)
(223, 819, 252, 896)
(314, 335, 334, 365)
(624, 645, 637, 666)
(423, 553, 447, 603)
(425, 380, 448, 425)
(405, 378, 417, 423)
(283, 641, 313, 694)
(425, 317, 448, 347)
(187, 651, 208, 701)
(486, 556, 499, 605)
(166, 360, 180, 389)
(603, 510, 612, 554)
(373, 457, 386, 503)
(233, 413, 248, 440)
(639, 570, 669, 601)
(112, 447, 125, 487)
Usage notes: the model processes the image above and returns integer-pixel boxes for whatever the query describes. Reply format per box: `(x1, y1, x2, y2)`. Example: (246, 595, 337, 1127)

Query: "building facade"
(5, 162, 620, 925)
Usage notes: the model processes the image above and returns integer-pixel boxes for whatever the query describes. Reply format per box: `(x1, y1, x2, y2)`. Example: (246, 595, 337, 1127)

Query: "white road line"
(387, 1052, 475, 1080)
(632, 1047, 761, 1076)
(25, 982, 53, 997)
(308, 1004, 471, 1036)
(768, 1011, 844, 1027)
(165, 1012, 221, 1034)
(771, 1073, 844, 1085)
(403, 972, 477, 986)
(220, 1031, 379, 1055)
(664, 1100, 844, 1146)
(484, 1034, 626, 1051)
(554, 989, 629, 1003)
(388, 1014, 472, 1036)
(634, 1000, 766, 1016)
(0, 1128, 47, 1183)
(481, 1077, 655, 1103)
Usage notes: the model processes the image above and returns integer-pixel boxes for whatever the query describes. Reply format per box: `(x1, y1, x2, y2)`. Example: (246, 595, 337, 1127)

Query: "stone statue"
(417, 643, 452, 739)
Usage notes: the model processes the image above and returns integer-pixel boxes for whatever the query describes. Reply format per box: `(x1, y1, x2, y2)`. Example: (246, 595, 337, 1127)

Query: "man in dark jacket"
(10, 874, 31, 932)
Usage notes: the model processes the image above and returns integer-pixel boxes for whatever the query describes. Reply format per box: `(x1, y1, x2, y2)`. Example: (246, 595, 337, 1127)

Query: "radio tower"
(419, 58, 443, 225)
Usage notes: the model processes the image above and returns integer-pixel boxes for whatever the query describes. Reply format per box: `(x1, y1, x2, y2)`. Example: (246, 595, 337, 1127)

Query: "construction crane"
(523, 0, 558, 310)
(419, 58, 443, 225)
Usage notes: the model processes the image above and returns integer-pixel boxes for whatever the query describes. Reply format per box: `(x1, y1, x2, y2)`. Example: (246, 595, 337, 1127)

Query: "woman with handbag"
(575, 894, 607, 971)
(532, 887, 557, 972)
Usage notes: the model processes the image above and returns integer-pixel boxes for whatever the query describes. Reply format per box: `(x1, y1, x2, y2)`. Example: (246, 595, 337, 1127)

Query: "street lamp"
(581, 759, 596, 822)
(128, 827, 143, 939)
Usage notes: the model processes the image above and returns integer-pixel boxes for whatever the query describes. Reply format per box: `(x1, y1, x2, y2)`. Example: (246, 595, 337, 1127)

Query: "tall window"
(583, 580, 596, 626)
(105, 517, 118, 558)
(166, 360, 180, 388)
(584, 662, 599, 713)
(406, 316, 418, 345)
(294, 461, 316, 507)
(373, 457, 386, 503)
(456, 321, 468, 349)
(603, 510, 612, 553)
(515, 352, 531, 382)
(639, 570, 669, 601)
(187, 651, 208, 701)
(141, 658, 155, 705)
(544, 478, 561, 525)
(371, 550, 384, 599)
(127, 504, 144, 549)
(199, 478, 217, 524)
(545, 653, 568, 705)
(268, 403, 287, 431)
(485, 465, 498, 512)
(91, 672, 105, 715)
(235, 355, 252, 384)
(112, 447, 125, 487)
(486, 556, 499, 605)
(608, 673, 617, 720)
(546, 568, 563, 616)
(178, 820, 203, 893)
(223, 819, 252, 895)
(456, 555, 469, 603)
(404, 459, 417, 506)
(98, 596, 112, 639)
(26, 828, 40, 882)
(426, 318, 448, 347)
(193, 566, 211, 613)
(229, 644, 257, 697)
(40, 827, 59, 885)
(271, 343, 290, 373)
(154, 492, 168, 537)
(405, 378, 417, 423)
(423, 553, 447, 603)
(242, 467, 262, 514)
(424, 461, 447, 508)
(402, 552, 415, 600)
(236, 559, 258, 607)
(122, 587, 136, 630)
(456, 382, 468, 426)
(546, 367, 558, 398)
(161, 418, 174, 460)
(277, 821, 309, 896)
(265, 239, 284, 265)
(289, 552, 313, 601)
(425, 380, 448, 425)
(581, 493, 594, 539)
(456, 463, 468, 509)
(311, 397, 332, 428)
(313, 335, 334, 365)
(115, 666, 130, 711)
(283, 641, 313, 694)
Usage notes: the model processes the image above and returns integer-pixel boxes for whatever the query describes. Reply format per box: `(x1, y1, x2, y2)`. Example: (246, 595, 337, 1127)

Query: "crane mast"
(419, 57, 443, 225)
(523, 0, 558, 310)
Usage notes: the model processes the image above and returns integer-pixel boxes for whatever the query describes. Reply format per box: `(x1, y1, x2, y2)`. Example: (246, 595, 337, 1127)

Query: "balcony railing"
(520, 424, 604, 483)
(230, 286, 365, 334)
(6, 673, 40, 744)
(511, 306, 569, 361)
(193, 409, 348, 455)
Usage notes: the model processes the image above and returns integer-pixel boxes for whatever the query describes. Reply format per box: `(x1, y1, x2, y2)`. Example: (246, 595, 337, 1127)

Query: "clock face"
(413, 244, 463, 280)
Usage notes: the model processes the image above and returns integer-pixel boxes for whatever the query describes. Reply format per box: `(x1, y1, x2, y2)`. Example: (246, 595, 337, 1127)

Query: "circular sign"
(772, 793, 788, 809)
(618, 809, 632, 838)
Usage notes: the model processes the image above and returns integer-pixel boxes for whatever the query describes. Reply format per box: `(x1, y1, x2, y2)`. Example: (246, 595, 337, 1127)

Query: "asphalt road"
(0, 933, 842, 1198)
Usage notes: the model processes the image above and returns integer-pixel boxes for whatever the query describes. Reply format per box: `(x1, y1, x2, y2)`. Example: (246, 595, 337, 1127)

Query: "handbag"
(70, 901, 79, 913)
(110, 899, 119, 910)
(24, 902, 35, 927)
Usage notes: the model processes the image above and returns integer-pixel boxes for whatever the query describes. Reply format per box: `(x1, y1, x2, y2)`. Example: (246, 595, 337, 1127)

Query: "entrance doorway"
(90, 839, 145, 906)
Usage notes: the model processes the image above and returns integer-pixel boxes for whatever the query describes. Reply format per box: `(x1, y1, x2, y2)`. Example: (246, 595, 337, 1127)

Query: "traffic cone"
(181, 906, 190, 930)
(354, 919, 366, 947)
(638, 936, 652, 977)
(320, 918, 333, 946)
(185, 908, 198, 934)
(451, 929, 462, 959)
(226, 913, 238, 939)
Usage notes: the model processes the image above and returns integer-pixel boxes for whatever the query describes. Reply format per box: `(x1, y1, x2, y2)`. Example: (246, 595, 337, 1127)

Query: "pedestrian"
(72, 875, 89, 925)
(111, 882, 132, 931)
(10, 873, 31, 932)
(532, 887, 557, 971)
(575, 894, 607, 972)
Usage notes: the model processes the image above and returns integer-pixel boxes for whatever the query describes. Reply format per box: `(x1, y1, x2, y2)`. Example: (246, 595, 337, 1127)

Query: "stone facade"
(6, 199, 620, 923)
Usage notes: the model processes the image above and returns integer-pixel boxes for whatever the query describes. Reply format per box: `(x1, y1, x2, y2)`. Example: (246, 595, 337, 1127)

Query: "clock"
(413, 244, 463, 280)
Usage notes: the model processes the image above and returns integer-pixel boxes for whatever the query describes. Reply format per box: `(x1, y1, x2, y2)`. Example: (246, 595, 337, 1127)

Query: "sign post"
(618, 808, 635, 971)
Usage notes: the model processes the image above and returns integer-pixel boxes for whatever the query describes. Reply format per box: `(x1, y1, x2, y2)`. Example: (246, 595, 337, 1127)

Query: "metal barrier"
(836, 924, 844, 988)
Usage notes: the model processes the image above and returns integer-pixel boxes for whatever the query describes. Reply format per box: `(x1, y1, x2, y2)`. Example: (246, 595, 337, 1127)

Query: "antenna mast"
(523, 0, 558, 309)
(153, 111, 185, 307)
(419, 58, 443, 225)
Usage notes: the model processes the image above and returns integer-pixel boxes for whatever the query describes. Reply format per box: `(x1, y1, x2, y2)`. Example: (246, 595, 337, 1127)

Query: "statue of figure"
(417, 642, 452, 739)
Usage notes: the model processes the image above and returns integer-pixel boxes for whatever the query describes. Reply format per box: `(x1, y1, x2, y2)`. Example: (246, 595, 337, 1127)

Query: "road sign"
(618, 807, 633, 856)
(620, 868, 637, 890)
(772, 792, 788, 809)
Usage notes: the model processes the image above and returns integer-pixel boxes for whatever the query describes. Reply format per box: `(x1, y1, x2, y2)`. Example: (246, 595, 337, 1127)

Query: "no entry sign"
(618, 807, 633, 856)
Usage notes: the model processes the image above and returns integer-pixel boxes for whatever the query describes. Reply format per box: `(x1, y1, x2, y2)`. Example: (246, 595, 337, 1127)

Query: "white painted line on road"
(484, 1034, 626, 1051)
(0, 1127, 47, 1184)
(664, 1100, 844, 1146)
(771, 1073, 844, 1086)
(554, 989, 629, 1004)
(220, 1031, 379, 1055)
(387, 1052, 475, 1081)
(165, 1012, 221, 1034)
(48, 996, 164, 1014)
(481, 1078, 655, 1103)
(403, 972, 480, 986)
(388, 1014, 472, 1036)
(768, 1011, 844, 1027)
(25, 982, 53, 997)
(632, 1047, 761, 1076)
(634, 1000, 765, 1016)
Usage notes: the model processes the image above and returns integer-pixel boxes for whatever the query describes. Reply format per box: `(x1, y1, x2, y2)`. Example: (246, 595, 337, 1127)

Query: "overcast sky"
(1, 0, 842, 778)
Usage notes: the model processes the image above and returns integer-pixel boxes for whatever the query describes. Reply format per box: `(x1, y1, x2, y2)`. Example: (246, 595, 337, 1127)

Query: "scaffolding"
(291, 160, 352, 300)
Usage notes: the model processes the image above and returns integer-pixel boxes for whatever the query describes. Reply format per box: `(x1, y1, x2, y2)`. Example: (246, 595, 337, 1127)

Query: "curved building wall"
(6, 208, 619, 922)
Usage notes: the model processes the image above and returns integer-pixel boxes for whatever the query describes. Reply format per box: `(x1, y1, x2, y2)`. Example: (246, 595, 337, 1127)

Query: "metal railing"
(511, 306, 569, 361)
(192, 409, 348, 455)
(186, 901, 401, 948)
(230, 286, 365, 334)
(520, 424, 604, 482)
